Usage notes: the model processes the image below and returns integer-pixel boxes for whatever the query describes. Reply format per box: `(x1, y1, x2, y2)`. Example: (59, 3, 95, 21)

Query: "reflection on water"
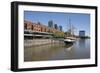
(24, 39, 90, 62)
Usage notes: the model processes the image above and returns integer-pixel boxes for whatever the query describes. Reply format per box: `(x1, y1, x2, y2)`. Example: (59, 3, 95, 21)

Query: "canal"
(24, 39, 90, 62)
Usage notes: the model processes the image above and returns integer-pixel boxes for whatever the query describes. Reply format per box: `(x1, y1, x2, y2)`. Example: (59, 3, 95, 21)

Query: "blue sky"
(24, 11, 90, 36)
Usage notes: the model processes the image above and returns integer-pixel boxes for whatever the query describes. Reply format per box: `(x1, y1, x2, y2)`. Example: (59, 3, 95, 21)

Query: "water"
(24, 39, 90, 62)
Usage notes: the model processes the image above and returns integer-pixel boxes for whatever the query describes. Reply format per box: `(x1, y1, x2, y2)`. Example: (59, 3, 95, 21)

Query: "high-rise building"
(79, 31, 85, 37)
(54, 24, 58, 29)
(59, 25, 62, 31)
(48, 20, 53, 28)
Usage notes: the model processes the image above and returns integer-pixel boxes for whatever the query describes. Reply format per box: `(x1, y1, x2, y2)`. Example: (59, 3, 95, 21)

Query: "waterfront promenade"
(24, 39, 64, 48)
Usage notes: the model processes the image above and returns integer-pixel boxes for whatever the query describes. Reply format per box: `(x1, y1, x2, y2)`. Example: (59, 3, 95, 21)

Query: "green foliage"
(64, 31, 71, 37)
(53, 31, 65, 38)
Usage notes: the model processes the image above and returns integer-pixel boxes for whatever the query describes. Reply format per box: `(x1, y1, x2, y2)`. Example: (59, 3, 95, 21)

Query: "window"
(24, 23, 27, 30)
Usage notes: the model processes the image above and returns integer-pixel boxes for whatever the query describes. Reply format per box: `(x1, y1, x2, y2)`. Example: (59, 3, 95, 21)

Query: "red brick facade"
(24, 20, 62, 33)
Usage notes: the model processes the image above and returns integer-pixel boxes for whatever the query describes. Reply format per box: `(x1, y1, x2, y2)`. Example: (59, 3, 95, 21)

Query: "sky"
(24, 11, 90, 36)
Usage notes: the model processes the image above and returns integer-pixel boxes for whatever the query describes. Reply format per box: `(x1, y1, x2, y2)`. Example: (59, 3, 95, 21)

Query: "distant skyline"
(24, 11, 90, 36)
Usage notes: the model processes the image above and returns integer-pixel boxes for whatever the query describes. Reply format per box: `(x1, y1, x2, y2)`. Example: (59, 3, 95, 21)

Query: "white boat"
(64, 37, 76, 44)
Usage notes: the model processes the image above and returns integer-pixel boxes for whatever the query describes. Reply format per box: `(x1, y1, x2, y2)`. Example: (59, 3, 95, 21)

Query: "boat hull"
(64, 41, 74, 45)
(64, 38, 75, 45)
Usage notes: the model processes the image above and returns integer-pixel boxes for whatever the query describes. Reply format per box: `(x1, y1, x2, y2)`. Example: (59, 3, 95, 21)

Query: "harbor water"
(24, 39, 90, 62)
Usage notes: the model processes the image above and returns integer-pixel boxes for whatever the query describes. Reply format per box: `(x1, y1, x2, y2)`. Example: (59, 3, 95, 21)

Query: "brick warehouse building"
(24, 20, 64, 39)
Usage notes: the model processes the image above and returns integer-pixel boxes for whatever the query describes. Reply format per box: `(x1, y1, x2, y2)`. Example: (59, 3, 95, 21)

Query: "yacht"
(64, 18, 76, 44)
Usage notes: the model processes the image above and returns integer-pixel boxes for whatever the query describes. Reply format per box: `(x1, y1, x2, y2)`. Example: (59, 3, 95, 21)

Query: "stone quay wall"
(24, 39, 64, 47)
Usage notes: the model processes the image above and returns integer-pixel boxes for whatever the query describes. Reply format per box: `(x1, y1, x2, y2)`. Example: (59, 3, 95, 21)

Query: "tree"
(64, 31, 71, 37)
(53, 31, 65, 38)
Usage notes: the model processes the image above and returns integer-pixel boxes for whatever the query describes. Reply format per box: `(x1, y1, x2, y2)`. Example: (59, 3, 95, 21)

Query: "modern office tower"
(79, 31, 85, 37)
(59, 25, 62, 31)
(48, 20, 53, 28)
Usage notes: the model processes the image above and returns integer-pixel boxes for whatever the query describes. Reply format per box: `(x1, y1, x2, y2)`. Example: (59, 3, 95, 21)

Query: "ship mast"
(69, 18, 72, 37)
(69, 18, 75, 37)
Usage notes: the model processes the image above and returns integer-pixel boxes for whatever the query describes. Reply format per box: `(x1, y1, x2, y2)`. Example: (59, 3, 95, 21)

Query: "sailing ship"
(64, 18, 76, 44)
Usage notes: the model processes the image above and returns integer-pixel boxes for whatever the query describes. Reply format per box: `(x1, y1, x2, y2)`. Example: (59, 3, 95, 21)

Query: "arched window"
(40, 27, 42, 32)
(31, 25, 33, 30)
(24, 23, 27, 30)
(44, 28, 46, 32)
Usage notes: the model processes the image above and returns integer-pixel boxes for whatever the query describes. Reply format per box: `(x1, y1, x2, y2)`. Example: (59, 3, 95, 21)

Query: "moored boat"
(64, 37, 76, 44)
(64, 18, 76, 45)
